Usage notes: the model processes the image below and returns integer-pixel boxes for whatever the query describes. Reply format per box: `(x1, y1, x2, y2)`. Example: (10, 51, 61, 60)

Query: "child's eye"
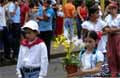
(85, 40, 92, 43)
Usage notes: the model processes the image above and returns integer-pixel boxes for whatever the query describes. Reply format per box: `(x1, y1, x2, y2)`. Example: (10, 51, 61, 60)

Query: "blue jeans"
(22, 70, 39, 78)
(64, 18, 74, 40)
(76, 17, 82, 39)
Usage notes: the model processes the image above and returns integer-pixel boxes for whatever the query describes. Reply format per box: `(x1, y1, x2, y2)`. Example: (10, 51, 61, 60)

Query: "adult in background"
(104, 3, 120, 77)
(20, 0, 29, 26)
(3, 0, 15, 60)
(36, 0, 55, 61)
(55, 4, 64, 36)
(7, 0, 21, 59)
(76, 0, 88, 39)
(63, 0, 76, 41)
(28, 1, 39, 21)
(0, 0, 7, 60)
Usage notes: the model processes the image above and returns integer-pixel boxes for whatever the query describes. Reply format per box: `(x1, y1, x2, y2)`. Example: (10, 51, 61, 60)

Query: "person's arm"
(24, 11, 29, 23)
(109, 27, 120, 33)
(36, 11, 49, 21)
(36, 8, 50, 21)
(104, 26, 120, 33)
(77, 6, 84, 21)
(72, 5, 76, 18)
(16, 46, 23, 78)
(24, 5, 29, 23)
(39, 43, 49, 78)
(68, 62, 103, 77)
(80, 62, 103, 75)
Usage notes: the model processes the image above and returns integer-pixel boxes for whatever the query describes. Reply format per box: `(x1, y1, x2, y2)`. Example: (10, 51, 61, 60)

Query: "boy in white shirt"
(16, 20, 48, 78)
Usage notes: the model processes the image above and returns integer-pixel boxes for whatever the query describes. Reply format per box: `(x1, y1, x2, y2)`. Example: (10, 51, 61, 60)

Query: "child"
(16, 20, 48, 78)
(105, 3, 120, 77)
(68, 31, 104, 77)
(55, 5, 64, 36)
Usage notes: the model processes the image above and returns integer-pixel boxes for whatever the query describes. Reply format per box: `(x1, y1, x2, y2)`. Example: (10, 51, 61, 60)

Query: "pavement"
(0, 58, 72, 78)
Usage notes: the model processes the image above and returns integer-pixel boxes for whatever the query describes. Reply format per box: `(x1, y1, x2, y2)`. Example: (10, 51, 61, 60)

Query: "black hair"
(29, 0, 39, 8)
(8, 0, 14, 1)
(29, 2, 35, 8)
(0, 0, 4, 4)
(78, 0, 84, 6)
(88, 5, 99, 17)
(44, 0, 51, 4)
(85, 31, 98, 41)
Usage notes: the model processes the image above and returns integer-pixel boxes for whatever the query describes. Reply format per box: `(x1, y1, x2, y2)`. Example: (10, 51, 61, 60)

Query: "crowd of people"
(0, 0, 120, 78)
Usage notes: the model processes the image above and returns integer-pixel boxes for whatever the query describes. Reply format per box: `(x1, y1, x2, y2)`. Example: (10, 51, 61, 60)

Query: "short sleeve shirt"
(105, 14, 120, 28)
(38, 7, 55, 31)
(81, 19, 107, 32)
(79, 50, 104, 70)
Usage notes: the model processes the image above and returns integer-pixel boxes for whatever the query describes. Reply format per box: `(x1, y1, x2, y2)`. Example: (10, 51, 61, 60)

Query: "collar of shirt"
(21, 38, 43, 48)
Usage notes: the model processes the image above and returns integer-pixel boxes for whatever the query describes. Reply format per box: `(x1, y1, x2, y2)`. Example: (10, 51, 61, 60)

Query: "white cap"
(51, 0, 56, 5)
(22, 20, 39, 32)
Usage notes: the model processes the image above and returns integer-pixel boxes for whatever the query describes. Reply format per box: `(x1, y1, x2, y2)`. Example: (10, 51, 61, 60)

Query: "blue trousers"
(64, 18, 74, 40)
(22, 70, 40, 78)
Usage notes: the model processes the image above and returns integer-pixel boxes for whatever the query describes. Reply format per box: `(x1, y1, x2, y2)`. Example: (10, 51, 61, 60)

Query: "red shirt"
(20, 2, 29, 26)
(79, 7, 88, 19)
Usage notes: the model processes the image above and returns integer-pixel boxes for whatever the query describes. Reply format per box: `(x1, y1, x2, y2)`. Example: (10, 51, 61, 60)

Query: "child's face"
(24, 29, 37, 41)
(84, 37, 96, 49)
(91, 10, 99, 19)
(109, 7, 117, 15)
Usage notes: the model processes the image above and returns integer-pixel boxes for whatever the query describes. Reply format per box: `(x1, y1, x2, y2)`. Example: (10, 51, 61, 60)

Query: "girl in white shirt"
(81, 5, 107, 54)
(68, 31, 104, 77)
(104, 3, 120, 77)
(16, 20, 48, 78)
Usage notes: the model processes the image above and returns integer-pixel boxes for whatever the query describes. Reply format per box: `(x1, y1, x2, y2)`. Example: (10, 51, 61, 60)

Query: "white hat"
(22, 20, 39, 32)
(51, 0, 56, 5)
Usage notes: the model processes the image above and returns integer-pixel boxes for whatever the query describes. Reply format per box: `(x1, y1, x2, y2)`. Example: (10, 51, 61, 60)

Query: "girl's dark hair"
(45, 0, 51, 4)
(88, 5, 99, 16)
(78, 0, 84, 6)
(29, 1, 39, 8)
(85, 31, 98, 41)
(29, 2, 35, 8)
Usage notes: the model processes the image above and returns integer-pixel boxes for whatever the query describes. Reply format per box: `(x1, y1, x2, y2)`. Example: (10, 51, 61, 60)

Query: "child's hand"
(67, 72, 78, 77)
(38, 76, 44, 78)
(17, 74, 22, 78)
(67, 69, 84, 77)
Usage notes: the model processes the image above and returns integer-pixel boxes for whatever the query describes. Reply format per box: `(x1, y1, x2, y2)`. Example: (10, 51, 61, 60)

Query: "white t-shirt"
(57, 11, 64, 17)
(105, 14, 120, 28)
(17, 41, 48, 77)
(82, 19, 107, 53)
(81, 19, 106, 32)
(0, 6, 6, 29)
(79, 50, 104, 70)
